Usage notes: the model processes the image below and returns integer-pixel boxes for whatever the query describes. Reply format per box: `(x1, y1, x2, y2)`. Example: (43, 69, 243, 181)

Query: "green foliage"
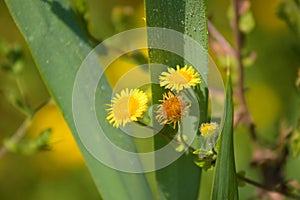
(193, 149, 217, 171)
(227, 3, 255, 34)
(145, 0, 208, 199)
(0, 41, 24, 75)
(211, 74, 239, 200)
(0, 89, 33, 117)
(4, 129, 52, 155)
(4, 0, 300, 199)
(4, 0, 153, 199)
(277, 0, 300, 37)
(289, 122, 300, 157)
(193, 122, 219, 172)
(239, 11, 255, 34)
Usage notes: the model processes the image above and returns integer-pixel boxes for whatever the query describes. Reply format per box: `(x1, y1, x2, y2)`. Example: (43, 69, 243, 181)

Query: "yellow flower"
(159, 65, 201, 92)
(200, 122, 218, 138)
(106, 88, 148, 128)
(156, 91, 190, 128)
(28, 103, 85, 171)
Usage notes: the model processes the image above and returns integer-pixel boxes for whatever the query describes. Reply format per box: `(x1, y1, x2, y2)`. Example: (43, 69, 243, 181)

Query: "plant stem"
(237, 174, 300, 199)
(230, 1, 297, 199)
(0, 117, 31, 159)
(0, 99, 53, 159)
(208, 19, 256, 139)
(207, 20, 236, 57)
(178, 122, 194, 152)
(232, 0, 257, 141)
(139, 122, 298, 198)
(137, 121, 196, 153)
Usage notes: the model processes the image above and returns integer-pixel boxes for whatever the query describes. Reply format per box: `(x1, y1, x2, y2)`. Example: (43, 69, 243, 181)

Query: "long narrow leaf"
(5, 1, 154, 199)
(211, 73, 239, 200)
(145, 0, 208, 199)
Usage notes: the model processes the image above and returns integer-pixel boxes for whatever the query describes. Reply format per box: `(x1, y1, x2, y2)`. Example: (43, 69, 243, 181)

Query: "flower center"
(113, 96, 130, 120)
(162, 96, 182, 121)
(112, 95, 140, 121)
(167, 71, 191, 85)
(128, 96, 139, 116)
(179, 71, 192, 82)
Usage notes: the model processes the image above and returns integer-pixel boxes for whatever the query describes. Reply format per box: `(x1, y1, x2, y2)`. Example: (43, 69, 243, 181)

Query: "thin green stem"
(137, 121, 196, 153)
(0, 99, 53, 159)
(0, 117, 31, 159)
(178, 121, 194, 152)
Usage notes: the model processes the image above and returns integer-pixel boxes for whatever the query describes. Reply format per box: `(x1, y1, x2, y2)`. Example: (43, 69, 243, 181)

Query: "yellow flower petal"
(159, 65, 201, 92)
(106, 88, 148, 128)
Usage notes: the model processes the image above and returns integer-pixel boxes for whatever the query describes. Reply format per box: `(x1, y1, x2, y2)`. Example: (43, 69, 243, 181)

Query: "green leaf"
(145, 0, 208, 199)
(277, 0, 300, 37)
(4, 128, 52, 155)
(211, 74, 239, 200)
(5, 0, 154, 199)
(239, 10, 255, 34)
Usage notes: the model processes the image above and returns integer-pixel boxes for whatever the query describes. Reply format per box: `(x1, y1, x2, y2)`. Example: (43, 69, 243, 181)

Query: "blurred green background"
(0, 0, 299, 199)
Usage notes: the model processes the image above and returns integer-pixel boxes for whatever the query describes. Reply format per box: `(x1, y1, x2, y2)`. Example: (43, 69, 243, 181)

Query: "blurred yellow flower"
(200, 122, 218, 138)
(156, 91, 190, 128)
(28, 102, 84, 171)
(104, 49, 148, 88)
(159, 65, 201, 92)
(106, 88, 148, 128)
